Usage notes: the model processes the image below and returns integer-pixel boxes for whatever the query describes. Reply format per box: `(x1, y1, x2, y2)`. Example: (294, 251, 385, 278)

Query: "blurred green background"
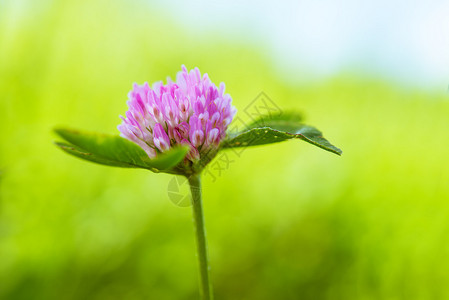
(1, 0, 449, 299)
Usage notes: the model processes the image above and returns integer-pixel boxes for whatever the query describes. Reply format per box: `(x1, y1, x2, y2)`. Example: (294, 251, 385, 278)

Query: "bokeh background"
(1, 0, 449, 299)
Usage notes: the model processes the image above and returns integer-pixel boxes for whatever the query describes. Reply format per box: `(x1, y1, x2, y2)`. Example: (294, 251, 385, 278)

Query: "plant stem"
(188, 174, 213, 300)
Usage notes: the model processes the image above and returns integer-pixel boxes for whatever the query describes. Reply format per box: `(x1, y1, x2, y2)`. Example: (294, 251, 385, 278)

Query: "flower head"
(118, 66, 237, 166)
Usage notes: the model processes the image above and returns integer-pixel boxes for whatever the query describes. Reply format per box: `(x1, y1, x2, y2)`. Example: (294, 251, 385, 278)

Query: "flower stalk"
(188, 173, 213, 300)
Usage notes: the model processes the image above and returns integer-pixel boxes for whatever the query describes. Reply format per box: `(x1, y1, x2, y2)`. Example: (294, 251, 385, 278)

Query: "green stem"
(188, 174, 213, 300)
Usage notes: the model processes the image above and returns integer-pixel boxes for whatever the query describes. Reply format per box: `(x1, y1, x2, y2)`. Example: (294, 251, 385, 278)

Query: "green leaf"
(245, 111, 304, 132)
(223, 112, 342, 156)
(55, 142, 135, 168)
(54, 128, 188, 171)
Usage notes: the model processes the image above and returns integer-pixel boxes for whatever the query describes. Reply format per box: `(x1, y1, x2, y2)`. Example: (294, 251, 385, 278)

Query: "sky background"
(153, 0, 449, 90)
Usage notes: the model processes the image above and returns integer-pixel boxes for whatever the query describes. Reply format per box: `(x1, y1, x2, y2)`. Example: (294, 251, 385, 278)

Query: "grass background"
(1, 0, 449, 299)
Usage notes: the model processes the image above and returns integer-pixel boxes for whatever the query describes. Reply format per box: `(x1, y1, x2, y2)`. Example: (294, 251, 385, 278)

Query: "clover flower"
(118, 66, 237, 163)
(54, 65, 342, 300)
